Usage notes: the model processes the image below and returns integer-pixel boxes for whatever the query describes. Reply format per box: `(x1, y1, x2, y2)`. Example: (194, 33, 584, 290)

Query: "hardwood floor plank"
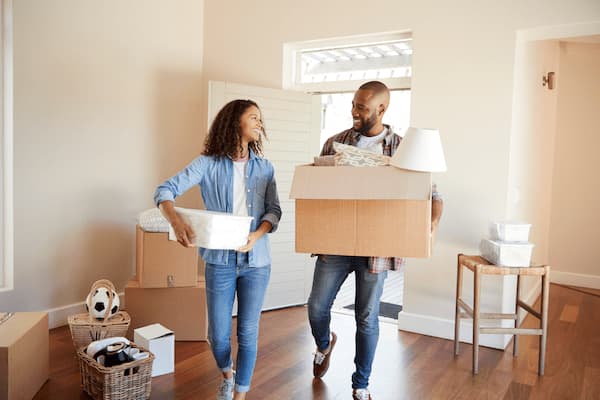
(558, 304, 579, 323)
(502, 382, 532, 400)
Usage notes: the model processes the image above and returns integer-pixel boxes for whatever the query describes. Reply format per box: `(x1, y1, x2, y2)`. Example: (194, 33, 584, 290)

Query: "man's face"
(351, 89, 379, 135)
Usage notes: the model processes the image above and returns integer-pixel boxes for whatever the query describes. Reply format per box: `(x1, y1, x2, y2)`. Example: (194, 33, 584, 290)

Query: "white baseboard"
(46, 291, 125, 329)
(551, 271, 600, 289)
(397, 281, 541, 350)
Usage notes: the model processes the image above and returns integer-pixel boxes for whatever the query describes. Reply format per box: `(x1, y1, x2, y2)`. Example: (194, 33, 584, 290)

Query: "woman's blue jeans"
(307, 255, 387, 389)
(205, 252, 270, 393)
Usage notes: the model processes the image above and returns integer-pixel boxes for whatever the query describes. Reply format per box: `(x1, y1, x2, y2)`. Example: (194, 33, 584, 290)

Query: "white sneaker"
(352, 388, 372, 400)
(216, 371, 235, 400)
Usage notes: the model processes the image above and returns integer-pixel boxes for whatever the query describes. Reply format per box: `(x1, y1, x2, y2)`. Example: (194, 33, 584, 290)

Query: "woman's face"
(239, 105, 263, 143)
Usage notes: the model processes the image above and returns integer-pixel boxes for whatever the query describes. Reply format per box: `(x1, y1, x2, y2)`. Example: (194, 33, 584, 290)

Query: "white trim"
(397, 279, 541, 350)
(283, 31, 412, 93)
(0, 0, 13, 292)
(551, 270, 600, 290)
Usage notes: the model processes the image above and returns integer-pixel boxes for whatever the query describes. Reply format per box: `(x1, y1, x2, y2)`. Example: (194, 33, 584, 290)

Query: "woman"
(154, 99, 281, 400)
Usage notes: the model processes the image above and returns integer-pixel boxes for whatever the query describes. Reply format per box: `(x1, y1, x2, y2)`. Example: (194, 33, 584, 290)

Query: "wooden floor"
(33, 283, 600, 400)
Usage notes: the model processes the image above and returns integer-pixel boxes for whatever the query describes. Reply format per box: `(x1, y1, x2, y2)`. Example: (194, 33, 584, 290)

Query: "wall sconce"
(542, 72, 555, 90)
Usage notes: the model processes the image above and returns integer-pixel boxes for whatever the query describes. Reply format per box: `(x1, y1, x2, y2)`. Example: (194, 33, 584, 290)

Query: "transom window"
(299, 39, 412, 84)
(283, 31, 412, 93)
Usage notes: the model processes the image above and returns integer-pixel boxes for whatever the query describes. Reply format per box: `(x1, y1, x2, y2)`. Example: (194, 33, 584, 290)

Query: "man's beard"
(355, 112, 378, 135)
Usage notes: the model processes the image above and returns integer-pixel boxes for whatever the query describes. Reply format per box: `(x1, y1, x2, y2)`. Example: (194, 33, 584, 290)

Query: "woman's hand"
(237, 231, 260, 253)
(236, 220, 273, 253)
(172, 219, 196, 247)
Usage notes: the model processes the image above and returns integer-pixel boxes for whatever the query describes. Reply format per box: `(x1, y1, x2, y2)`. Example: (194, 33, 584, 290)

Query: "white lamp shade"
(390, 127, 447, 172)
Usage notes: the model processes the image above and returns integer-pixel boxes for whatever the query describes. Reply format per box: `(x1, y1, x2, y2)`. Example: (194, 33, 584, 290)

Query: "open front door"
(208, 81, 321, 310)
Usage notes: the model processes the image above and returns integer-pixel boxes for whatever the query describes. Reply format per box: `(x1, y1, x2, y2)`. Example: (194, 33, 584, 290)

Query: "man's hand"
(172, 220, 196, 247)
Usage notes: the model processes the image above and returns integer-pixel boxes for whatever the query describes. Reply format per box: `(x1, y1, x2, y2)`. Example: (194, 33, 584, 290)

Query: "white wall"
(548, 41, 600, 284)
(0, 0, 204, 321)
(201, 0, 600, 343)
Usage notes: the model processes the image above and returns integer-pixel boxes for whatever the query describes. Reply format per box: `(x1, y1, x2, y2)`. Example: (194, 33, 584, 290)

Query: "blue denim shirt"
(154, 149, 281, 267)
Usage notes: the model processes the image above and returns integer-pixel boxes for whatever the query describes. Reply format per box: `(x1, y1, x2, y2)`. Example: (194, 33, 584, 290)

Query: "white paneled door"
(208, 81, 321, 310)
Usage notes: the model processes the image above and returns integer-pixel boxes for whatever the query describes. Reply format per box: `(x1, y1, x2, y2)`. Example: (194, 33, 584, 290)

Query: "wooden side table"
(453, 254, 551, 375)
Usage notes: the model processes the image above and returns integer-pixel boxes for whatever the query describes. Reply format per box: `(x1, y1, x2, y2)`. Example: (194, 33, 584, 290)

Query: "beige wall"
(0, 0, 204, 313)
(548, 41, 600, 277)
(202, 1, 600, 326)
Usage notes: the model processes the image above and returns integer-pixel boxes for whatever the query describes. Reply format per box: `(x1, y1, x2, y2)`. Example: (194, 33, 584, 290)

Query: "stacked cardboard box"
(124, 225, 208, 341)
(0, 312, 49, 400)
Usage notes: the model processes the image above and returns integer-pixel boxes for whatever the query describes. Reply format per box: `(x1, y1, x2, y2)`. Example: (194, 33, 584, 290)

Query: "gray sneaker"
(352, 388, 372, 400)
(216, 372, 235, 400)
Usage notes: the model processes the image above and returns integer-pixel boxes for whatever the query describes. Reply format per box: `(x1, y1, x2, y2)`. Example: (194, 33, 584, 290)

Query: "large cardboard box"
(125, 278, 207, 341)
(0, 312, 49, 400)
(290, 165, 432, 257)
(136, 224, 199, 288)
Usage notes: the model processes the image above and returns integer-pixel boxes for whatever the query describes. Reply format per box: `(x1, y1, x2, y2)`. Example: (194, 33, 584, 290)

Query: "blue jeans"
(307, 255, 387, 389)
(205, 252, 271, 393)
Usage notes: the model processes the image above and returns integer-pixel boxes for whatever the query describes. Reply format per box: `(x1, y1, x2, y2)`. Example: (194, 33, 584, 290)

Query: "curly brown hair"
(203, 99, 266, 158)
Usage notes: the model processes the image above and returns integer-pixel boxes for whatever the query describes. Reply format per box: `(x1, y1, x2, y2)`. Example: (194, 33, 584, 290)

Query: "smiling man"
(307, 81, 443, 400)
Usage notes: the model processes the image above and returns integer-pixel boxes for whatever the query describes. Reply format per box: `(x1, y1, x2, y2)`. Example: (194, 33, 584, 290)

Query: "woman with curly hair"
(154, 99, 281, 400)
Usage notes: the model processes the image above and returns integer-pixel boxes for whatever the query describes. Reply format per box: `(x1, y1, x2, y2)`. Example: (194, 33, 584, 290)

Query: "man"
(307, 81, 443, 400)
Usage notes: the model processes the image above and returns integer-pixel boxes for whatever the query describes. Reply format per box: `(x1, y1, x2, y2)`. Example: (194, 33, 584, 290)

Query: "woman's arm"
(158, 201, 196, 247)
(154, 157, 205, 247)
(237, 220, 272, 253)
(237, 167, 282, 252)
(259, 174, 282, 233)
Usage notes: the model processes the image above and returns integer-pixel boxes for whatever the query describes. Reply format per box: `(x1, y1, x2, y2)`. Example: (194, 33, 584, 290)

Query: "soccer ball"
(85, 287, 120, 319)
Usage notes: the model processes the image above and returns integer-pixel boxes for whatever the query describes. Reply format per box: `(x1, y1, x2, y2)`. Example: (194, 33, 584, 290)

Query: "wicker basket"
(77, 342, 154, 400)
(69, 279, 131, 349)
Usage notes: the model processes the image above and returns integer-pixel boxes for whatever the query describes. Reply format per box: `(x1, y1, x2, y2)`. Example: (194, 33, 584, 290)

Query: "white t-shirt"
(356, 127, 387, 154)
(233, 160, 249, 217)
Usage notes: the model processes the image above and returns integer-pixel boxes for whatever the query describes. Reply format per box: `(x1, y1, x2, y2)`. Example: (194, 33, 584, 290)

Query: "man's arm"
(431, 198, 443, 233)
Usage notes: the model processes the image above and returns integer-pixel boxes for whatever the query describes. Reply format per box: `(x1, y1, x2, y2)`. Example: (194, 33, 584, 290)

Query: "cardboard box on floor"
(0, 312, 49, 400)
(124, 277, 207, 341)
(136, 224, 199, 288)
(290, 165, 432, 257)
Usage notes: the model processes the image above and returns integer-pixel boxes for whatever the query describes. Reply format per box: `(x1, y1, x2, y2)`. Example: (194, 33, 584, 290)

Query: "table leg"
(539, 267, 550, 375)
(473, 266, 481, 374)
(514, 274, 521, 356)
(454, 254, 464, 356)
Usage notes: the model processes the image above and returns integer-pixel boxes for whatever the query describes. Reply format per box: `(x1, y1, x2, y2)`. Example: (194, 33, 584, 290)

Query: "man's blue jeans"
(307, 255, 387, 389)
(205, 252, 271, 393)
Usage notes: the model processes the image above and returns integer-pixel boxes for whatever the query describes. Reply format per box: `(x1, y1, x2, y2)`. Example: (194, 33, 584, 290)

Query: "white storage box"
(489, 221, 531, 242)
(480, 239, 534, 267)
(134, 323, 174, 377)
(169, 207, 253, 249)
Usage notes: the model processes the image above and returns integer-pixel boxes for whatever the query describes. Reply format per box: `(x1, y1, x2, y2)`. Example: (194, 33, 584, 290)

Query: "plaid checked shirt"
(320, 125, 441, 273)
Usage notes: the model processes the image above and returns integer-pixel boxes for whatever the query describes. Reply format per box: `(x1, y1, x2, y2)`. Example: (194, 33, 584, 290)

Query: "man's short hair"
(359, 81, 389, 95)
